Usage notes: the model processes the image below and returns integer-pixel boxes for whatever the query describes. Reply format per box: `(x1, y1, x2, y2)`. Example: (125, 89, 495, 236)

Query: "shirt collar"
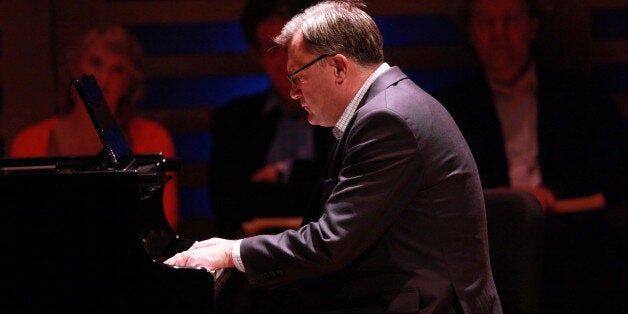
(332, 62, 390, 139)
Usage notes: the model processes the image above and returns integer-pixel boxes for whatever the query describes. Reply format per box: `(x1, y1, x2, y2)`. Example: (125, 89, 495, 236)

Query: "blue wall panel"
(127, 22, 247, 54)
(179, 187, 212, 219)
(594, 64, 628, 94)
(172, 131, 212, 163)
(407, 67, 479, 93)
(142, 75, 270, 108)
(591, 8, 628, 40)
(128, 15, 462, 55)
(375, 15, 462, 47)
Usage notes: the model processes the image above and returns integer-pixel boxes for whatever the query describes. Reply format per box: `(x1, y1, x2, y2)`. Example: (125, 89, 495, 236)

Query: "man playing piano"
(166, 1, 502, 312)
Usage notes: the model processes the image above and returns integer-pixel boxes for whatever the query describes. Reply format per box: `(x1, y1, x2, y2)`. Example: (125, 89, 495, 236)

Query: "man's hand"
(250, 161, 289, 183)
(508, 186, 557, 211)
(164, 238, 236, 271)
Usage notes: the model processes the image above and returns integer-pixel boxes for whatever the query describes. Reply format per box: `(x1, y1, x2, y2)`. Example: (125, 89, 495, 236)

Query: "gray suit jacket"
(240, 67, 502, 313)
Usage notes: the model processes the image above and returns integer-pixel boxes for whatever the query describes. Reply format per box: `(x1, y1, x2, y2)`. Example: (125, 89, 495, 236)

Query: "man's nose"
(290, 84, 301, 100)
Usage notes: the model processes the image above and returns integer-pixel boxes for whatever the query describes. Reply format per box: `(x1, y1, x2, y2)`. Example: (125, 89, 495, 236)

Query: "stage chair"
(484, 189, 545, 314)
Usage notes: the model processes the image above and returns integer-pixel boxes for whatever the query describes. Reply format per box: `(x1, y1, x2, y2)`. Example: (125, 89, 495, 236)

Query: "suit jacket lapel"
(300, 66, 409, 224)
(301, 139, 339, 225)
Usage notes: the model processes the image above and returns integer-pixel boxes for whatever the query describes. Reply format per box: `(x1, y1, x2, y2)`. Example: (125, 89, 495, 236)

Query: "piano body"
(0, 154, 214, 313)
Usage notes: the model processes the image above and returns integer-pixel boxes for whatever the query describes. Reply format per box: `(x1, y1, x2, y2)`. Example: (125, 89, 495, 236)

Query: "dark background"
(0, 0, 626, 238)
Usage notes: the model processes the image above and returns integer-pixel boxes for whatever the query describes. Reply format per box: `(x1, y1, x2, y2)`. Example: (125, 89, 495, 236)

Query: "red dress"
(10, 116, 180, 229)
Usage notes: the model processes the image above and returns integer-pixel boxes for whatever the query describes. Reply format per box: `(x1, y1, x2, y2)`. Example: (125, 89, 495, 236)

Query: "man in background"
(434, 0, 626, 312)
(208, 1, 334, 312)
(209, 0, 335, 239)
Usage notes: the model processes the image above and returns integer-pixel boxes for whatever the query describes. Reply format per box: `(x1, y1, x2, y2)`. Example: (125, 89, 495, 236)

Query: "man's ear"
(331, 54, 348, 82)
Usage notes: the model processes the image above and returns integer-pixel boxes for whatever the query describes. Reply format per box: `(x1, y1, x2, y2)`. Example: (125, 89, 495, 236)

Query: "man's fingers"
(190, 237, 226, 249)
(164, 252, 186, 265)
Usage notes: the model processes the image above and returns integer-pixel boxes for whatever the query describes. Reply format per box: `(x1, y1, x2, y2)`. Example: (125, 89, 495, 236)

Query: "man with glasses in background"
(210, 0, 335, 241)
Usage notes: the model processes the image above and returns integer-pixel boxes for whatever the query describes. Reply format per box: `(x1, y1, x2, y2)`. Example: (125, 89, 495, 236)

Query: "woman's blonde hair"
(57, 24, 144, 128)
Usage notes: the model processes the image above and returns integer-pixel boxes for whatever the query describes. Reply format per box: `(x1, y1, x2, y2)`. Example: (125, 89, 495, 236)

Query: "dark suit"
(210, 91, 336, 238)
(238, 67, 502, 313)
(433, 67, 626, 314)
(433, 66, 625, 203)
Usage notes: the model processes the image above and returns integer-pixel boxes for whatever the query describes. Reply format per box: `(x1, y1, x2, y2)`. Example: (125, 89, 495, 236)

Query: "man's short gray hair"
(275, 0, 384, 66)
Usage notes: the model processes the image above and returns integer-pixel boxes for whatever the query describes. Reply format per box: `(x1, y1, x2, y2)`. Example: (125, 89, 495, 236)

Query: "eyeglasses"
(287, 54, 332, 86)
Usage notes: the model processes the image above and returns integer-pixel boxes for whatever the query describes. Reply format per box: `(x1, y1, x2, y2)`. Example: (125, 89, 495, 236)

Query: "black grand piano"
(0, 75, 214, 312)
